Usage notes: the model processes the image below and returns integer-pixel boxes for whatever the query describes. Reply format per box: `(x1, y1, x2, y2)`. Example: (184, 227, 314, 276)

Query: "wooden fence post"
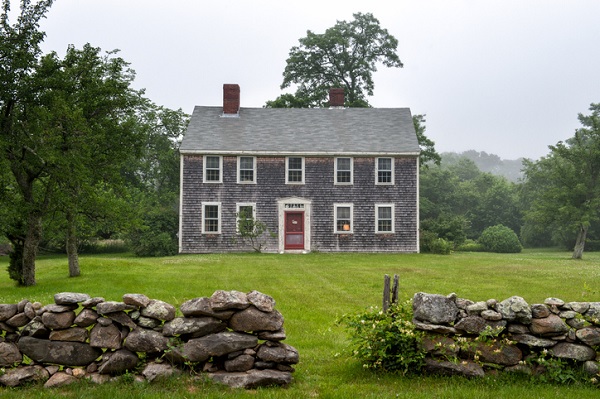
(383, 274, 391, 312)
(392, 274, 399, 306)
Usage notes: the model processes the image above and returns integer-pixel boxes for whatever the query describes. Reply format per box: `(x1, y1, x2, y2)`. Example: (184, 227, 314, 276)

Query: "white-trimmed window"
(286, 157, 304, 184)
(203, 156, 222, 183)
(376, 157, 394, 185)
(202, 202, 221, 234)
(334, 203, 354, 233)
(375, 204, 395, 233)
(237, 156, 256, 183)
(335, 157, 353, 185)
(236, 203, 256, 234)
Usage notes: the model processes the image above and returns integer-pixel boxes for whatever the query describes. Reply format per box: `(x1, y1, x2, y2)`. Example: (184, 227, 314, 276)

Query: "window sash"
(286, 157, 304, 183)
(202, 203, 221, 233)
(375, 204, 394, 233)
(335, 157, 352, 184)
(376, 157, 393, 184)
(236, 204, 256, 234)
(238, 156, 255, 183)
(334, 204, 353, 233)
(204, 156, 222, 183)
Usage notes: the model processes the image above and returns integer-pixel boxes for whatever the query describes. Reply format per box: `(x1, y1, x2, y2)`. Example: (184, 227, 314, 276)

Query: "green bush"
(127, 208, 178, 257)
(420, 231, 452, 254)
(339, 300, 425, 374)
(479, 224, 522, 253)
(455, 239, 485, 252)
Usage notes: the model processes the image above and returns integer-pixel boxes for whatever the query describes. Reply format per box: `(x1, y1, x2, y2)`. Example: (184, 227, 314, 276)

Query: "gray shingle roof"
(180, 106, 420, 156)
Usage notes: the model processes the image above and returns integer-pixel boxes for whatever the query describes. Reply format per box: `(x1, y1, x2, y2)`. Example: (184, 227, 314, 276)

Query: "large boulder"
(18, 336, 101, 366)
(90, 323, 122, 349)
(0, 304, 18, 321)
(576, 327, 600, 346)
(247, 291, 276, 313)
(140, 299, 176, 321)
(412, 293, 459, 325)
(229, 307, 284, 332)
(98, 349, 139, 375)
(180, 297, 235, 320)
(529, 314, 569, 336)
(496, 296, 532, 324)
(0, 365, 49, 387)
(182, 332, 258, 362)
(0, 342, 22, 366)
(550, 342, 596, 361)
(256, 343, 299, 364)
(54, 292, 90, 305)
(125, 327, 169, 353)
(423, 358, 484, 378)
(208, 369, 293, 388)
(210, 290, 250, 311)
(163, 316, 226, 337)
(41, 311, 76, 330)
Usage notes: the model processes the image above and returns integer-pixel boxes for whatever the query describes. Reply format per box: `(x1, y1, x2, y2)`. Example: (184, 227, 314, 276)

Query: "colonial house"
(178, 84, 420, 253)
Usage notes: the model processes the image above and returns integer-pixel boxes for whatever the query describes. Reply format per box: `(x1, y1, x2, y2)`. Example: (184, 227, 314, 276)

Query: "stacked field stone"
(412, 292, 600, 377)
(0, 290, 298, 389)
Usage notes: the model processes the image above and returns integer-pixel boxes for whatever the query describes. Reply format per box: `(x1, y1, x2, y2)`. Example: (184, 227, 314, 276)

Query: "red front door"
(285, 212, 304, 250)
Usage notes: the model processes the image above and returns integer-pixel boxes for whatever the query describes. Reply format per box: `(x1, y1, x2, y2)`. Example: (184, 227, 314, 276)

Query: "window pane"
(337, 207, 350, 219)
(288, 170, 303, 182)
(240, 157, 254, 169)
(206, 169, 220, 181)
(205, 220, 219, 232)
(378, 207, 391, 220)
(378, 158, 391, 170)
(378, 220, 392, 232)
(337, 171, 350, 183)
(337, 158, 350, 170)
(240, 170, 254, 181)
(205, 205, 218, 219)
(206, 156, 220, 169)
(288, 157, 302, 170)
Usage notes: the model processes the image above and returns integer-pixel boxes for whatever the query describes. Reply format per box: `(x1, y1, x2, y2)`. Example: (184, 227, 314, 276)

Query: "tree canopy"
(521, 103, 600, 259)
(267, 12, 403, 108)
(0, 0, 188, 285)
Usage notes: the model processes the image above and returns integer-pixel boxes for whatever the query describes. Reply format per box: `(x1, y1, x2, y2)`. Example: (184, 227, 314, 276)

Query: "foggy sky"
(20, 0, 600, 160)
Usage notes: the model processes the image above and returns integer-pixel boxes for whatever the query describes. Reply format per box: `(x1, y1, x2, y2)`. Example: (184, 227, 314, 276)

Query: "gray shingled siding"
(180, 155, 418, 253)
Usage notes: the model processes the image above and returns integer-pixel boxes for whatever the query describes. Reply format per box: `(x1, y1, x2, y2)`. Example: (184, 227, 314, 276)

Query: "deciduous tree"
(521, 103, 600, 259)
(267, 12, 403, 108)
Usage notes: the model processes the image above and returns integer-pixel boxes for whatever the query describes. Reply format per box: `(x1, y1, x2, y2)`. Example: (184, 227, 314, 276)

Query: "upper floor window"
(375, 203, 395, 233)
(237, 156, 256, 184)
(334, 203, 354, 233)
(335, 157, 353, 185)
(203, 156, 222, 183)
(202, 202, 221, 234)
(286, 157, 304, 184)
(376, 157, 394, 185)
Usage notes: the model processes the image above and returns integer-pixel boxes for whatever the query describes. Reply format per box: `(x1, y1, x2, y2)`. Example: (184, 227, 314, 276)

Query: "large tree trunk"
(66, 211, 80, 277)
(21, 211, 43, 286)
(572, 224, 588, 259)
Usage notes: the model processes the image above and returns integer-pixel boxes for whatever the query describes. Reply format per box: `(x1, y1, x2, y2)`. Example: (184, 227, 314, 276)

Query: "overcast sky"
(21, 0, 600, 159)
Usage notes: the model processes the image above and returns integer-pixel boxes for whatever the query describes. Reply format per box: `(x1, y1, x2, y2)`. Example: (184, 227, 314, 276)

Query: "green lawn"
(1, 249, 599, 398)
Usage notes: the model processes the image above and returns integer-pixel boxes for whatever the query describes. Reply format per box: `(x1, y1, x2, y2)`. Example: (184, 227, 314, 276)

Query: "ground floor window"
(202, 202, 221, 233)
(375, 203, 395, 233)
(334, 203, 353, 233)
(236, 203, 256, 234)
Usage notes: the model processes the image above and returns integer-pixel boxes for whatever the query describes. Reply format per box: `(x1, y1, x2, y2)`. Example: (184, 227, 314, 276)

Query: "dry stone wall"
(0, 290, 298, 389)
(413, 292, 600, 377)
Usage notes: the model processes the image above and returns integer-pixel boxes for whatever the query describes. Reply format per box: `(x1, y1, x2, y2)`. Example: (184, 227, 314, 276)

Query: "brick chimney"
(223, 84, 240, 115)
(329, 88, 344, 108)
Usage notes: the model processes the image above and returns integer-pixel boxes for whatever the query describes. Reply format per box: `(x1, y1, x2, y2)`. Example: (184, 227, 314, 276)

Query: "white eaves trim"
(180, 150, 420, 157)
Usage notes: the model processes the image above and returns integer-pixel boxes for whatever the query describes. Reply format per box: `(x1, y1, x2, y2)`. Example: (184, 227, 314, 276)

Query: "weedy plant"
(339, 299, 426, 374)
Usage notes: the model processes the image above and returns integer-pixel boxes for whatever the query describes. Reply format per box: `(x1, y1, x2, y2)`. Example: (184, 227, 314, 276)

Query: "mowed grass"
(1, 249, 600, 398)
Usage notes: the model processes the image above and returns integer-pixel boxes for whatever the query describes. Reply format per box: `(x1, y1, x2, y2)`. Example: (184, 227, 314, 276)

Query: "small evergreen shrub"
(339, 300, 425, 374)
(479, 224, 523, 253)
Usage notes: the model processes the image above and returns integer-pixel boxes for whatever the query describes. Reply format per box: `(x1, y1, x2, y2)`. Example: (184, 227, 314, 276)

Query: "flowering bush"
(339, 300, 425, 374)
